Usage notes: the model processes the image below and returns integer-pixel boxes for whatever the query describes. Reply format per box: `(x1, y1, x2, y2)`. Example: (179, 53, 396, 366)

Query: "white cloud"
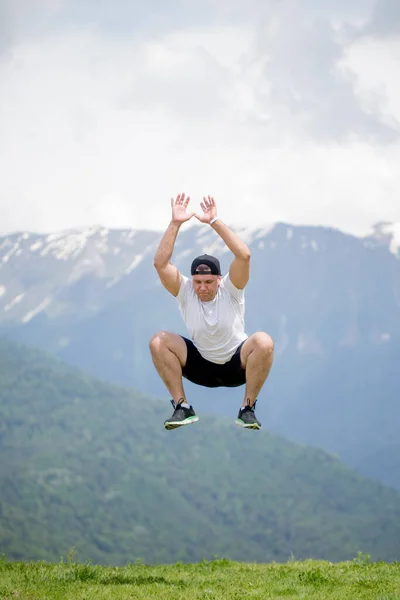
(0, 1, 399, 237)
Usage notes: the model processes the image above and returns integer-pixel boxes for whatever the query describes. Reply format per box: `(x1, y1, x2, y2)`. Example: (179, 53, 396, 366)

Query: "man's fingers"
(173, 193, 214, 208)
(172, 193, 184, 207)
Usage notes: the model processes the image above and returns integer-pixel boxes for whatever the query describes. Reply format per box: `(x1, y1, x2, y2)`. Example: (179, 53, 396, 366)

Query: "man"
(149, 193, 274, 431)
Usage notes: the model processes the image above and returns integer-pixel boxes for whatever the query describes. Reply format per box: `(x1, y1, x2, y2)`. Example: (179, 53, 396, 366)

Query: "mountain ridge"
(1, 220, 399, 329)
(1, 220, 399, 493)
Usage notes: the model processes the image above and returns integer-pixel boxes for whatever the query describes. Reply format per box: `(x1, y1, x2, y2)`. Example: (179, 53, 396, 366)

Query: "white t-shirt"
(176, 273, 248, 364)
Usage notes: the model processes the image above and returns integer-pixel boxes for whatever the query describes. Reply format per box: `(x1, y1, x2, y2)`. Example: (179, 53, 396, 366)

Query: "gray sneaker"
(164, 399, 199, 430)
(235, 401, 261, 430)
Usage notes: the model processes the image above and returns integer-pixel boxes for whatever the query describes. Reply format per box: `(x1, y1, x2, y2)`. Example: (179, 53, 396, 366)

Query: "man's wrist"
(210, 217, 218, 225)
(170, 220, 182, 228)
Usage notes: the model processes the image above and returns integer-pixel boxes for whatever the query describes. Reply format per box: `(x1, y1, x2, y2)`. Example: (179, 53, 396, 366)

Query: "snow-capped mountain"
(0, 227, 160, 324)
(1, 220, 399, 331)
(1, 221, 400, 492)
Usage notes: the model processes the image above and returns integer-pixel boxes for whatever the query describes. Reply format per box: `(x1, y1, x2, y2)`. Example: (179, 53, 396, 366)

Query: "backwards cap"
(190, 254, 221, 276)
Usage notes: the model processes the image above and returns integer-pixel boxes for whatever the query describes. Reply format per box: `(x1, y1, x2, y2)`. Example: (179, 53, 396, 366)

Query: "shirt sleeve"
(221, 273, 245, 304)
(176, 275, 191, 310)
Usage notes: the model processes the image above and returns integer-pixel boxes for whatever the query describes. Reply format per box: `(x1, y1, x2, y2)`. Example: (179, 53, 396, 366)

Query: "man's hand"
(171, 193, 195, 224)
(196, 196, 217, 224)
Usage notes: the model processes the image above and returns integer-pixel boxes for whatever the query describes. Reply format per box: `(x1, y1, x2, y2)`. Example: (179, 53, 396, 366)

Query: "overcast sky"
(0, 0, 399, 235)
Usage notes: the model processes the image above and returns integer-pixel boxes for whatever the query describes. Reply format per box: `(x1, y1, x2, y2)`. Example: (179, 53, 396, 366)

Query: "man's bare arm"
(212, 220, 250, 289)
(154, 221, 182, 296)
(196, 196, 250, 289)
(154, 193, 195, 296)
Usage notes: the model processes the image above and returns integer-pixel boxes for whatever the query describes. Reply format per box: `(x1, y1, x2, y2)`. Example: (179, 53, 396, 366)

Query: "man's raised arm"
(195, 196, 251, 290)
(154, 193, 195, 296)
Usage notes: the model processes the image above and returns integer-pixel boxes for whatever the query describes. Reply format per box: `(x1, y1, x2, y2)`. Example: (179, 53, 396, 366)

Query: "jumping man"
(149, 193, 274, 431)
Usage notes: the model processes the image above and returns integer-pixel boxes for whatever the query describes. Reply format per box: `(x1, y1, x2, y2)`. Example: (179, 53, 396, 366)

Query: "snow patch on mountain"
(126, 243, 156, 275)
(386, 224, 400, 255)
(22, 296, 52, 323)
(2, 241, 21, 263)
(126, 254, 144, 274)
(176, 248, 193, 262)
(5, 293, 24, 312)
(30, 241, 44, 252)
(41, 227, 101, 261)
(0, 239, 12, 251)
(253, 225, 275, 240)
(195, 224, 274, 247)
(202, 240, 229, 255)
(365, 222, 400, 257)
(234, 226, 270, 245)
(0, 285, 5, 298)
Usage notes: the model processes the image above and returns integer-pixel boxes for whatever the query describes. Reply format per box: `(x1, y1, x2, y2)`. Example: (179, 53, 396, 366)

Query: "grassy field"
(0, 555, 399, 600)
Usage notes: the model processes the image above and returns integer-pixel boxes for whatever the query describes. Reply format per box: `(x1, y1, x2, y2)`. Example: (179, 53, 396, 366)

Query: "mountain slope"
(1, 337, 400, 565)
(265, 339, 400, 490)
(1, 222, 400, 493)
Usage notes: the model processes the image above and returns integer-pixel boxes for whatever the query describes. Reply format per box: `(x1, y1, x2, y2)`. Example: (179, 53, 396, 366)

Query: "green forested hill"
(0, 337, 399, 566)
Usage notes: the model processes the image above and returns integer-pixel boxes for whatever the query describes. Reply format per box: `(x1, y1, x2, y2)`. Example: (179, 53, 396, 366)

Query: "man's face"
(192, 274, 221, 301)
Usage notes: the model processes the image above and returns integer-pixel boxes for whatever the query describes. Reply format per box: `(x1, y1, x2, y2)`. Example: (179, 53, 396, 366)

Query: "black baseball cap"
(191, 254, 222, 276)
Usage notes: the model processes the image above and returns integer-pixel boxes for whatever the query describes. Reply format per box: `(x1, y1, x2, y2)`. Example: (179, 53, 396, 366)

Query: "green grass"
(0, 556, 399, 599)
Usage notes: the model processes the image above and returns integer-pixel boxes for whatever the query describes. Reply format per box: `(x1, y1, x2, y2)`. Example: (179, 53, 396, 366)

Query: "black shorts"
(181, 336, 246, 388)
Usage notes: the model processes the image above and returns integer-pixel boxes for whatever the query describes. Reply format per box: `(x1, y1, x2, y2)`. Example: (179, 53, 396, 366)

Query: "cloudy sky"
(0, 0, 399, 236)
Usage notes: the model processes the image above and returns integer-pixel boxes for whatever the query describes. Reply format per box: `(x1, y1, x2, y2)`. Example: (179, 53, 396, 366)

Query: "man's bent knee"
(149, 330, 172, 354)
(250, 332, 274, 353)
(149, 331, 187, 364)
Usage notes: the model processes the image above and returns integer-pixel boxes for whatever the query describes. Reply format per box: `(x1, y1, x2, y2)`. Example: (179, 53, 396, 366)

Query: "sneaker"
(164, 399, 199, 430)
(235, 401, 261, 430)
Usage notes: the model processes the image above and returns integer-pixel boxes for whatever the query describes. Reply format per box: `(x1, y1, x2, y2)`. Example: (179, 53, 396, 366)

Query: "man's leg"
(234, 332, 274, 430)
(149, 330, 188, 403)
(240, 332, 274, 407)
(149, 331, 198, 429)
